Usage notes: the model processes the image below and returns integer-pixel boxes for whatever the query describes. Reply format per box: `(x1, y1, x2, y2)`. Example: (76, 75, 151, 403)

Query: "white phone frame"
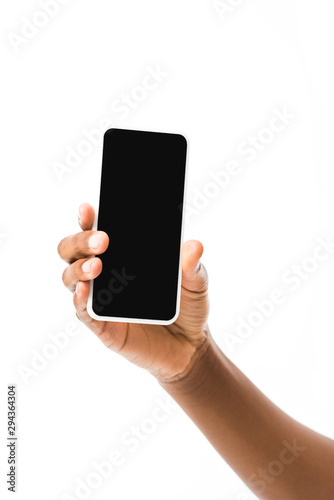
(87, 127, 189, 326)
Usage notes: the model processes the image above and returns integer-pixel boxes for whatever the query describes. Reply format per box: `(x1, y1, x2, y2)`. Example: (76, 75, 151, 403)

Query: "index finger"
(57, 230, 109, 263)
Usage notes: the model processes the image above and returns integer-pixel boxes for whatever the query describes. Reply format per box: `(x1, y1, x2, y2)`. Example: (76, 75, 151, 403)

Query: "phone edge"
(87, 127, 189, 326)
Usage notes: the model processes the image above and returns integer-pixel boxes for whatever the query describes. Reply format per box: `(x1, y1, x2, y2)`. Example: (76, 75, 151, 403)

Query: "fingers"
(73, 281, 105, 333)
(78, 203, 95, 230)
(181, 240, 208, 293)
(74, 281, 126, 350)
(59, 202, 126, 350)
(58, 230, 109, 264)
(62, 257, 102, 292)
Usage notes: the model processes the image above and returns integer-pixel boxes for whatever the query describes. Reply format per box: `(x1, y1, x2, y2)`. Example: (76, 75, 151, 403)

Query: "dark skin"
(58, 203, 334, 499)
(58, 202, 209, 381)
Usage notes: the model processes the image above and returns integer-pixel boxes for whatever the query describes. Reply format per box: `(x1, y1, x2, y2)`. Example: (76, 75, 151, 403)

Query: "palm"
(91, 265, 209, 380)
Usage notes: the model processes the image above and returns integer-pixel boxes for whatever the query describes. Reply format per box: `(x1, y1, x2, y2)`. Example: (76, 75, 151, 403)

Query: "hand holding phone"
(58, 203, 209, 380)
(58, 128, 209, 380)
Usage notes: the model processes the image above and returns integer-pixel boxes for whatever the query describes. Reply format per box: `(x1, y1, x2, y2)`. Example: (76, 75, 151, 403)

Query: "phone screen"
(90, 128, 187, 324)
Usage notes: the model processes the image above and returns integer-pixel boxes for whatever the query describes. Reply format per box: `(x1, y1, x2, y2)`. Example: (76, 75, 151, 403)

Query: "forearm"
(159, 331, 334, 499)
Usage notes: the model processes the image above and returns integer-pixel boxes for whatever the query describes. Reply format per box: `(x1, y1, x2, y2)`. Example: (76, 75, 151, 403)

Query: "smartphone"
(87, 128, 188, 325)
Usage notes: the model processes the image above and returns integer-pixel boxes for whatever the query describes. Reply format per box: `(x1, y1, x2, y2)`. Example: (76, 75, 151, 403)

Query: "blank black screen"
(92, 128, 187, 322)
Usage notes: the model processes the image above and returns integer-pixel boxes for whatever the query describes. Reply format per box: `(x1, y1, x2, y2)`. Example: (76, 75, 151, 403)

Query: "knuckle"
(77, 231, 91, 252)
(73, 284, 86, 311)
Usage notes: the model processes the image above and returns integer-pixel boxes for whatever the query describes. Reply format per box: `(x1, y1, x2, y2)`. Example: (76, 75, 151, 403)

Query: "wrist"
(156, 326, 215, 386)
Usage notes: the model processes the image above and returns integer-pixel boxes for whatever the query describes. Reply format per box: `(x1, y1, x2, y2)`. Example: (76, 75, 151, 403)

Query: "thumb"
(181, 240, 208, 293)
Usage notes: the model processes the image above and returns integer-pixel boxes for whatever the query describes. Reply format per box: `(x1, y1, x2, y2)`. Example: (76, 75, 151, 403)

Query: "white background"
(1, 1, 334, 499)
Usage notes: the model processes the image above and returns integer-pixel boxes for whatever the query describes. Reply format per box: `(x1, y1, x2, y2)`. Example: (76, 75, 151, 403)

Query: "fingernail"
(89, 234, 101, 250)
(82, 259, 93, 273)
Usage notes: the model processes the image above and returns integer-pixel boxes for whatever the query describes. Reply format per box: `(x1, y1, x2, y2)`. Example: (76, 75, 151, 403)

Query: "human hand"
(57, 203, 210, 381)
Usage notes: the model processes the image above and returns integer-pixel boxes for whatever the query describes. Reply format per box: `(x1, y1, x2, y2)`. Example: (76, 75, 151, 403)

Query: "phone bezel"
(87, 127, 189, 325)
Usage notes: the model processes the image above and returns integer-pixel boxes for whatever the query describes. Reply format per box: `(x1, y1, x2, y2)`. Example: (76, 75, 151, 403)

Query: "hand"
(57, 203, 210, 381)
